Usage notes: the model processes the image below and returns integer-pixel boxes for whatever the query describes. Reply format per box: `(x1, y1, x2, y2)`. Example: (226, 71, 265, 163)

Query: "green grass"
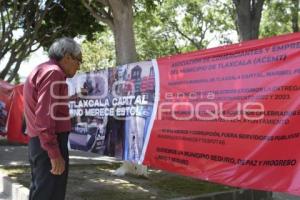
(0, 138, 27, 146)
(0, 163, 233, 200)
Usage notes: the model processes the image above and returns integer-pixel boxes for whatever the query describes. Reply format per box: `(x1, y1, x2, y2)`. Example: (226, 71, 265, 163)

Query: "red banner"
(143, 32, 300, 195)
(7, 84, 29, 144)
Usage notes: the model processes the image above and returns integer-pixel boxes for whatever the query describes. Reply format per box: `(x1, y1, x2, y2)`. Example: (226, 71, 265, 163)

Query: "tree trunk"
(292, 0, 299, 33)
(81, 0, 138, 65)
(233, 0, 265, 41)
(110, 0, 137, 65)
(233, 0, 272, 198)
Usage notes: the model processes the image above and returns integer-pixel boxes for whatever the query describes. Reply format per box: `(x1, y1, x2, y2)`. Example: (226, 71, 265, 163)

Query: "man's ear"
(57, 54, 69, 71)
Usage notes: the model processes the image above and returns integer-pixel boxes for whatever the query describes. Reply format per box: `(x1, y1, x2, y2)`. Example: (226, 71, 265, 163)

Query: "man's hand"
(50, 156, 65, 175)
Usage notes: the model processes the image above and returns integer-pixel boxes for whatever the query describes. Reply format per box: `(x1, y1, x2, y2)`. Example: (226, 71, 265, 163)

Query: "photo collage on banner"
(67, 61, 156, 161)
(0, 100, 7, 135)
(0, 80, 14, 136)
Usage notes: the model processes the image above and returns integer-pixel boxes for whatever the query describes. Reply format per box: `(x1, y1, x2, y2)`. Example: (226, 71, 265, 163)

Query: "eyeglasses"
(71, 54, 83, 64)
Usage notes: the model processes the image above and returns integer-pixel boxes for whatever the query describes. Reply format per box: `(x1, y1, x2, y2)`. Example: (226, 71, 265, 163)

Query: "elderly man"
(24, 37, 82, 200)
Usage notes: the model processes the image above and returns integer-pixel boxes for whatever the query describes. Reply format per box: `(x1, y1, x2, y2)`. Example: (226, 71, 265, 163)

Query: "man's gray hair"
(48, 37, 81, 61)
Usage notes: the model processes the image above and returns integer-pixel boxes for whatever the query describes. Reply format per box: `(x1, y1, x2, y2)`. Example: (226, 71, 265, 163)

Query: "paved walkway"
(0, 145, 119, 167)
(274, 193, 300, 200)
(0, 144, 121, 200)
(0, 192, 9, 200)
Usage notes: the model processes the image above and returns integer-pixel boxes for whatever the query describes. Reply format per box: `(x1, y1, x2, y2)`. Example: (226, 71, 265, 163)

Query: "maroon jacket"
(23, 59, 71, 159)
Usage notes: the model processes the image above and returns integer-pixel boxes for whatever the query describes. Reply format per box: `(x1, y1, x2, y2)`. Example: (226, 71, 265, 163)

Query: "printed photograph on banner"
(67, 61, 156, 161)
(67, 69, 109, 154)
(120, 62, 155, 162)
(0, 101, 8, 135)
(0, 80, 14, 136)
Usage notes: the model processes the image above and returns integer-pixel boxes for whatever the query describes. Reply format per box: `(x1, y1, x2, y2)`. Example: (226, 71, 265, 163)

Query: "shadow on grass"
(0, 163, 233, 200)
(0, 138, 27, 146)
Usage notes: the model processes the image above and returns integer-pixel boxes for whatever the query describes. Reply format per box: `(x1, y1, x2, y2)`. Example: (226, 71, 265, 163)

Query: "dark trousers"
(28, 133, 69, 200)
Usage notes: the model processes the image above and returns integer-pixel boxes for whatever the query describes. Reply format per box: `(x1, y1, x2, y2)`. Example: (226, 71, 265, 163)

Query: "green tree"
(35, 0, 103, 48)
(80, 31, 115, 71)
(0, 0, 102, 82)
(80, 0, 298, 70)
(80, 0, 163, 176)
(81, 0, 139, 65)
(260, 0, 299, 38)
(0, 0, 52, 82)
(291, 0, 299, 32)
(136, 0, 236, 60)
(232, 0, 265, 41)
(134, 1, 179, 61)
(12, 72, 20, 84)
(80, 0, 237, 67)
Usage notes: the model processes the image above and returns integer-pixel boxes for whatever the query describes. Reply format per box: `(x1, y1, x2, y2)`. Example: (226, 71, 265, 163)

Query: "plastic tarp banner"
(67, 32, 300, 195)
(142, 32, 300, 195)
(6, 84, 29, 144)
(0, 80, 14, 136)
(67, 61, 155, 161)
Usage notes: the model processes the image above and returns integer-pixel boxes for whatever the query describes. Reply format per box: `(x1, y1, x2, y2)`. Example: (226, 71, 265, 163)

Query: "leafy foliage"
(35, 0, 104, 49)
(81, 0, 238, 70)
(2, 0, 298, 77)
(0, 0, 103, 81)
(260, 0, 298, 38)
(0, 0, 51, 81)
(135, 0, 236, 60)
(80, 31, 116, 72)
